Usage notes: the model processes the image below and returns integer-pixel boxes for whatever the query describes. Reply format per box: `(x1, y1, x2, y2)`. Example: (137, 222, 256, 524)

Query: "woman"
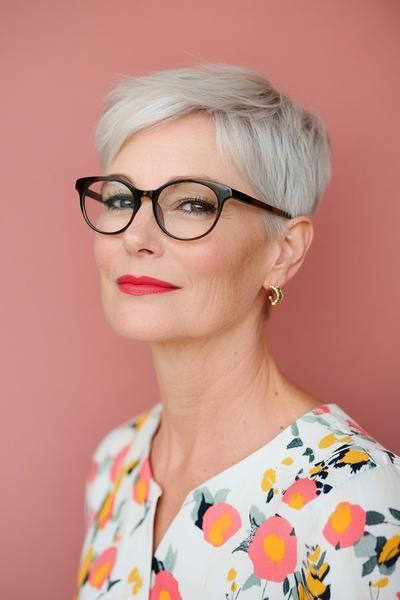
(74, 64, 400, 599)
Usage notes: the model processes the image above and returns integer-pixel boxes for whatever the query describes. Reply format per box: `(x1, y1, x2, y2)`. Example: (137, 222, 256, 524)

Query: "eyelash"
(104, 195, 217, 215)
(177, 198, 216, 215)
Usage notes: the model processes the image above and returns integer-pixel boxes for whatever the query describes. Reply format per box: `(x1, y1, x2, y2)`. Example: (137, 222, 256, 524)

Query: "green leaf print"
(389, 507, 400, 521)
(361, 555, 377, 576)
(354, 532, 378, 557)
(241, 573, 261, 590)
(366, 510, 386, 525)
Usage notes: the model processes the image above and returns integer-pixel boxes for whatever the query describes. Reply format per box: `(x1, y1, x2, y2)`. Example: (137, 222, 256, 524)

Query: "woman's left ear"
(263, 217, 314, 289)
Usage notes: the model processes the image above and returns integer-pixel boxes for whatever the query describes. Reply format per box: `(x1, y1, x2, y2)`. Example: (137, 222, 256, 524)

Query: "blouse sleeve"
(82, 434, 111, 531)
(299, 462, 400, 599)
(82, 419, 137, 531)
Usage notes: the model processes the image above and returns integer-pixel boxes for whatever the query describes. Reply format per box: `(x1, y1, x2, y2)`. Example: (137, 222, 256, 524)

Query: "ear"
(263, 217, 314, 290)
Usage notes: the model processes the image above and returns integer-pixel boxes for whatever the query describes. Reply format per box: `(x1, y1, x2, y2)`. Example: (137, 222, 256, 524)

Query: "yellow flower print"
(307, 546, 329, 589)
(300, 544, 331, 599)
(114, 464, 128, 493)
(377, 534, 400, 567)
(134, 411, 150, 431)
(305, 571, 328, 597)
(370, 576, 389, 588)
(226, 567, 238, 597)
(76, 546, 94, 588)
(97, 490, 115, 529)
(318, 433, 352, 448)
(296, 580, 307, 599)
(134, 478, 148, 504)
(126, 458, 140, 475)
(339, 448, 370, 465)
(128, 566, 143, 595)
(261, 468, 276, 491)
(88, 546, 117, 590)
(308, 463, 328, 476)
(326, 444, 374, 474)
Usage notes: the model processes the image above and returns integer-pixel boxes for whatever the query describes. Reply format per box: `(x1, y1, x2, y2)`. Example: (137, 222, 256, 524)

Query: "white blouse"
(74, 401, 400, 599)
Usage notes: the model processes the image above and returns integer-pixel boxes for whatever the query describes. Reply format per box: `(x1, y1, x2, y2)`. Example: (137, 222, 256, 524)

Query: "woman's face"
(94, 112, 279, 343)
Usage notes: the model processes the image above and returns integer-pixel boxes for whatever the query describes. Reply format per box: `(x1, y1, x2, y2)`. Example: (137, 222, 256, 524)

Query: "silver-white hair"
(94, 62, 332, 238)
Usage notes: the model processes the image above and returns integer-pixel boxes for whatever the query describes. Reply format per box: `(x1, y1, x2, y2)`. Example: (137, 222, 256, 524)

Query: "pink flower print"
(110, 442, 132, 482)
(281, 478, 319, 509)
(323, 501, 366, 548)
(202, 502, 242, 547)
(133, 457, 151, 504)
(88, 546, 117, 590)
(248, 515, 297, 582)
(346, 418, 370, 435)
(150, 569, 182, 600)
(313, 405, 331, 415)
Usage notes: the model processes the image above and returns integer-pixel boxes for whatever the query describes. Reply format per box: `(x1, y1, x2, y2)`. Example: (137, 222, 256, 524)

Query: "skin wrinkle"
(94, 111, 318, 490)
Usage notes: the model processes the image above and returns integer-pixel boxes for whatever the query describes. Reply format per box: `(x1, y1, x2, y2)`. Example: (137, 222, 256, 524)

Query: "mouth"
(116, 274, 181, 296)
(117, 281, 180, 296)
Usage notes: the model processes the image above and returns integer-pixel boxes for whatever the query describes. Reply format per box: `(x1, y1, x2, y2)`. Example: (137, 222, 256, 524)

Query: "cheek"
(191, 229, 261, 278)
(93, 234, 113, 273)
(182, 231, 265, 308)
(93, 236, 117, 308)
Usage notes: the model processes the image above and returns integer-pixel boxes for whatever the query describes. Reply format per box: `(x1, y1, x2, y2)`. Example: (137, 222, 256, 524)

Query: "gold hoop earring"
(268, 285, 283, 305)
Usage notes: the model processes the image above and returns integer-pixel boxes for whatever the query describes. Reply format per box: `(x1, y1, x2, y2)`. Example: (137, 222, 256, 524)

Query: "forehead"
(105, 113, 250, 192)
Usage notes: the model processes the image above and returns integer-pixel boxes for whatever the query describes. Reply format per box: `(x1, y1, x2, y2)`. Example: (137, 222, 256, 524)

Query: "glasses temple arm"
(85, 189, 103, 202)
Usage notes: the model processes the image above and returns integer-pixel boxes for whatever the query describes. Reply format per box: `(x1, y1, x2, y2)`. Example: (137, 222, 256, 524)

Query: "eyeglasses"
(75, 175, 293, 241)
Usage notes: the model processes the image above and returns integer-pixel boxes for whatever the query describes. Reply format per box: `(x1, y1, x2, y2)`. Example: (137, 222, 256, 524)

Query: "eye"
(177, 198, 217, 215)
(104, 194, 134, 210)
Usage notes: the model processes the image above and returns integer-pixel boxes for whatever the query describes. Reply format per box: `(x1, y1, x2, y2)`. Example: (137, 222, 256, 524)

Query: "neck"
(149, 315, 317, 482)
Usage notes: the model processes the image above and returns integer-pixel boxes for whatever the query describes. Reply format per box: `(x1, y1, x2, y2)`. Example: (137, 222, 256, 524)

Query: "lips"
(116, 274, 179, 289)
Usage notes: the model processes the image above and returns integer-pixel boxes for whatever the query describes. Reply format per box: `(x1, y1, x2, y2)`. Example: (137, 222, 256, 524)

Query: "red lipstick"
(116, 274, 181, 296)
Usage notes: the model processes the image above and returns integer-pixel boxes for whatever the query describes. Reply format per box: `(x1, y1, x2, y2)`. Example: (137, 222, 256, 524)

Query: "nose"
(123, 193, 156, 233)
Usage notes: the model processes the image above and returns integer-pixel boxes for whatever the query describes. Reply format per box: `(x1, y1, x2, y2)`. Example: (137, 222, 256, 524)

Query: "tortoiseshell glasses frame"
(75, 175, 293, 241)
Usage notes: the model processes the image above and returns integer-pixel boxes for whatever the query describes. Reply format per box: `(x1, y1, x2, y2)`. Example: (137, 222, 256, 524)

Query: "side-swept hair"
(94, 62, 332, 238)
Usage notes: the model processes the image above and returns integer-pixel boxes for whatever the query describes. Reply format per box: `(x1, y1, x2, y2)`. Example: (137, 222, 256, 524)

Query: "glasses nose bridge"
(137, 187, 156, 200)
(126, 188, 158, 231)
(134, 188, 160, 210)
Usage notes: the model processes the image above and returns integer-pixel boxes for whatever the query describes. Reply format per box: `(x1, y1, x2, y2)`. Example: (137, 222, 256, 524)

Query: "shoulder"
(298, 402, 400, 482)
(83, 403, 160, 526)
(292, 405, 400, 595)
(285, 401, 400, 520)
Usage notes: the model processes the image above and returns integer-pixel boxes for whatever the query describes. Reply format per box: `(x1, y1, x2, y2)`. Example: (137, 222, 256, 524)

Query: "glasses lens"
(157, 181, 219, 239)
(82, 179, 220, 239)
(83, 179, 135, 233)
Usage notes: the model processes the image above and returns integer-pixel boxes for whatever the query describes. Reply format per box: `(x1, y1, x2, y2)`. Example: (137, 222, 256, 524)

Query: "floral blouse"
(74, 402, 400, 599)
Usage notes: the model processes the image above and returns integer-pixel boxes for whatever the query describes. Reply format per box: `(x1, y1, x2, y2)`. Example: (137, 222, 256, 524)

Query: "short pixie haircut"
(94, 62, 332, 238)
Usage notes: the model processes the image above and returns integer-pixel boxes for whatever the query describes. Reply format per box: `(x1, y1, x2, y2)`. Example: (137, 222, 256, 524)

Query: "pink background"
(2, 1, 399, 597)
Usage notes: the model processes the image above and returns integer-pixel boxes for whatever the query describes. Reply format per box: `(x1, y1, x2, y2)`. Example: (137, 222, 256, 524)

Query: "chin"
(103, 310, 186, 343)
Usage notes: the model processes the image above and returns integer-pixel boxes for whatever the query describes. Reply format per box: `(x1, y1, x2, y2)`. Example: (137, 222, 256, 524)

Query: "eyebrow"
(107, 172, 221, 186)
